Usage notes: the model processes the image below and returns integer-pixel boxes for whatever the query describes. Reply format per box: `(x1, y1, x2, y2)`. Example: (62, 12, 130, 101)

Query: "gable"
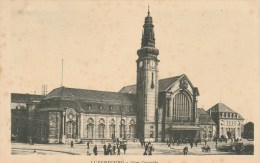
(119, 74, 199, 96)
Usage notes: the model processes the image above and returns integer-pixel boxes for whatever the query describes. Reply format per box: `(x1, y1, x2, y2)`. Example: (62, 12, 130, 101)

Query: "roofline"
(164, 74, 196, 92)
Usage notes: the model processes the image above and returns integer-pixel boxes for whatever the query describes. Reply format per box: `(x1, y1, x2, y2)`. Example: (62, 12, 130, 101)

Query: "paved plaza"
(11, 140, 246, 155)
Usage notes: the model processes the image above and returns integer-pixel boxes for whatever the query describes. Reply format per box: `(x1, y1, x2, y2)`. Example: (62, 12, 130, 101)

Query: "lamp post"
(111, 112, 116, 141)
(120, 100, 126, 139)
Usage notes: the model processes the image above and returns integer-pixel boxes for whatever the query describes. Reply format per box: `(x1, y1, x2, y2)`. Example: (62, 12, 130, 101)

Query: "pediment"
(165, 74, 198, 96)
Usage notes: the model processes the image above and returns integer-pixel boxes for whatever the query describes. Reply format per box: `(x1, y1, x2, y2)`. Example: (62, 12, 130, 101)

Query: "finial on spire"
(148, 5, 150, 15)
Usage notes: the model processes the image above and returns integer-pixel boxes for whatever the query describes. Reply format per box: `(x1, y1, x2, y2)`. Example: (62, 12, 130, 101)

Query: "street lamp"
(120, 100, 126, 139)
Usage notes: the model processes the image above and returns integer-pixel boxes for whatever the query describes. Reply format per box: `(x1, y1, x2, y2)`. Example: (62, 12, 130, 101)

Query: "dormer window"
(99, 105, 103, 110)
(88, 105, 92, 109)
(109, 106, 113, 110)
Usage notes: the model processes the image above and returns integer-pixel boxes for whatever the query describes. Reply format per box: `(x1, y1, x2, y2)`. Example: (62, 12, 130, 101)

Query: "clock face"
(139, 61, 143, 67)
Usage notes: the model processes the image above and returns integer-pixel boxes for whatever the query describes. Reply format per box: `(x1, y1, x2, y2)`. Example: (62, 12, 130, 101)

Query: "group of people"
(103, 143, 127, 155)
(90, 142, 127, 156)
(143, 141, 154, 155)
(166, 137, 199, 149)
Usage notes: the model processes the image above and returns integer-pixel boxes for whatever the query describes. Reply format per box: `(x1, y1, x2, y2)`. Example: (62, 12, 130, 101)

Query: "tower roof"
(141, 6, 155, 48)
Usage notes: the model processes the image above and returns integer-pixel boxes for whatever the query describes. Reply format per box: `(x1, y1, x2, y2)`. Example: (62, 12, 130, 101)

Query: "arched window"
(150, 126, 154, 138)
(129, 120, 136, 138)
(172, 93, 191, 122)
(67, 121, 75, 138)
(109, 124, 115, 138)
(87, 118, 94, 138)
(98, 124, 105, 138)
(109, 119, 115, 138)
(120, 120, 126, 138)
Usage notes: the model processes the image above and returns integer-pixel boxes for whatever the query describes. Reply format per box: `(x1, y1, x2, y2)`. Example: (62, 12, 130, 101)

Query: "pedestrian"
(145, 143, 149, 152)
(215, 139, 218, 147)
(190, 140, 193, 149)
(117, 146, 120, 155)
(103, 144, 107, 155)
(113, 144, 116, 154)
(108, 143, 112, 155)
(123, 145, 127, 154)
(195, 139, 198, 147)
(93, 145, 98, 155)
(148, 144, 154, 155)
(205, 139, 207, 145)
(183, 146, 188, 155)
(87, 141, 89, 149)
(70, 140, 74, 148)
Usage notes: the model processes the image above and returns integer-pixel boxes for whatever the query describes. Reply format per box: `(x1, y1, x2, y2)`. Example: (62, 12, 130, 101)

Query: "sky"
(1, 0, 259, 122)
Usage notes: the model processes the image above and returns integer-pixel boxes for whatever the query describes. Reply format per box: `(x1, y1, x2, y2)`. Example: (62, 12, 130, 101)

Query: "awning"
(167, 125, 204, 131)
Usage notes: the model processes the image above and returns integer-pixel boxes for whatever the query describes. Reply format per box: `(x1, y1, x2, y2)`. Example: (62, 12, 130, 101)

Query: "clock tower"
(136, 7, 159, 141)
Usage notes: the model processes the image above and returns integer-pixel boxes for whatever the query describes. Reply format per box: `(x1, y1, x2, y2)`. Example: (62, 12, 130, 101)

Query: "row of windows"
(86, 124, 136, 139)
(224, 120, 238, 126)
(87, 118, 135, 125)
(220, 112, 238, 118)
(85, 104, 134, 112)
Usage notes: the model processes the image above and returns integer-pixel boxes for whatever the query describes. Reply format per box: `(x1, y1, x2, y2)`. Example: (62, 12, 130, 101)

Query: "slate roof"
(38, 87, 136, 115)
(197, 108, 216, 125)
(207, 103, 236, 113)
(119, 75, 182, 93)
(207, 103, 244, 120)
(11, 93, 44, 104)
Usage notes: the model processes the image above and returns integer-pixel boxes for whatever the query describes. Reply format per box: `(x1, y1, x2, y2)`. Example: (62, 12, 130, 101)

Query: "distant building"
(197, 108, 216, 140)
(11, 93, 44, 141)
(243, 122, 254, 139)
(207, 103, 244, 139)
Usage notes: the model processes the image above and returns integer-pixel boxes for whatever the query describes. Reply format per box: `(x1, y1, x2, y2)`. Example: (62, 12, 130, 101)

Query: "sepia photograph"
(0, 0, 259, 163)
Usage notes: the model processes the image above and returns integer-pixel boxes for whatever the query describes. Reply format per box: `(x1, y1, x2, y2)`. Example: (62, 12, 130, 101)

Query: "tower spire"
(140, 7, 156, 48)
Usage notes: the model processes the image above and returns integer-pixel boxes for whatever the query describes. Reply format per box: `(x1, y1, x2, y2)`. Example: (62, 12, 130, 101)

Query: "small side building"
(207, 103, 244, 139)
(243, 122, 254, 140)
(11, 93, 44, 141)
(197, 108, 216, 140)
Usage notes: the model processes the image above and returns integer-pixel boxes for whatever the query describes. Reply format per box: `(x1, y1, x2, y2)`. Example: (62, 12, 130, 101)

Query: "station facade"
(12, 9, 246, 144)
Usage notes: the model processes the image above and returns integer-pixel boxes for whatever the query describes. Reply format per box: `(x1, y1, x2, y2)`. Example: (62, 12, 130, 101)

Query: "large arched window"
(86, 118, 94, 138)
(172, 93, 192, 122)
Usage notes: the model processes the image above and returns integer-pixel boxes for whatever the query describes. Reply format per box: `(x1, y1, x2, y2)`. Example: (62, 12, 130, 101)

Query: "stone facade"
(136, 9, 159, 141)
